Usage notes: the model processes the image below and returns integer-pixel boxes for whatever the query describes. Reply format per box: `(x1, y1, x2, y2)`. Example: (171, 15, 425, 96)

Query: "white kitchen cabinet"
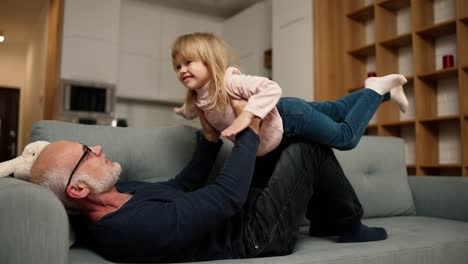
(61, 0, 121, 83)
(272, 0, 313, 100)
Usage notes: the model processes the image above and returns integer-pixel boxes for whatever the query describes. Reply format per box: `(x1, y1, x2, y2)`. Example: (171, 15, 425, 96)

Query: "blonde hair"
(171, 32, 233, 111)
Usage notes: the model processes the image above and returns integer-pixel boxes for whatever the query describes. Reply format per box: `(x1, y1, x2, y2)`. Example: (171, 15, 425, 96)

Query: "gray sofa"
(1, 120, 468, 264)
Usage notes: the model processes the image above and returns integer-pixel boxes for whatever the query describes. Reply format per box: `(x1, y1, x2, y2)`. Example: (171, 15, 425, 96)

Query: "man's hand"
(222, 99, 260, 137)
(199, 109, 220, 142)
(221, 111, 255, 137)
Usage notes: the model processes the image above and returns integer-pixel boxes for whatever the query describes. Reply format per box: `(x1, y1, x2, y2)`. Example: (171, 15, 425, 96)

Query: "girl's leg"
(310, 74, 407, 122)
(277, 91, 383, 150)
(307, 89, 390, 123)
(277, 74, 407, 150)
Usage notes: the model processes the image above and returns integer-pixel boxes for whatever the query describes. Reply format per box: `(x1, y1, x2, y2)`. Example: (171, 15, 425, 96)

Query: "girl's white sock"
(365, 74, 407, 95)
(390, 85, 409, 113)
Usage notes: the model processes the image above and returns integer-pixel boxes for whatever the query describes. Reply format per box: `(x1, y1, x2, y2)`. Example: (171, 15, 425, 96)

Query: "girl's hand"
(174, 106, 184, 116)
(199, 110, 220, 142)
(222, 99, 258, 137)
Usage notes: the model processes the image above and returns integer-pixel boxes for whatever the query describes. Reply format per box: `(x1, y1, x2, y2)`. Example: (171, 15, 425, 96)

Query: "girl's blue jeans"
(276, 89, 390, 150)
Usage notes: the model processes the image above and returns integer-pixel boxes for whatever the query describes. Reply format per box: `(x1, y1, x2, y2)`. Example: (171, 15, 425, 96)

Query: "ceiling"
(146, 0, 264, 18)
(0, 0, 262, 45)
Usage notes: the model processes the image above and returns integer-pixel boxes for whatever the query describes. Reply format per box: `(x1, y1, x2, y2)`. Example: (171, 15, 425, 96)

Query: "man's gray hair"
(35, 168, 78, 212)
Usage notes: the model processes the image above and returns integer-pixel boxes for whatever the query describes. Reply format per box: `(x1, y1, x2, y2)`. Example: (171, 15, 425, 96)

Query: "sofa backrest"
(30, 120, 233, 183)
(31, 121, 415, 218)
(333, 136, 415, 218)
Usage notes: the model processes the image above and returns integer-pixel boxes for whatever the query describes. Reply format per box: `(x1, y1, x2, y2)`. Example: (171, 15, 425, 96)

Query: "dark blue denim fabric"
(277, 89, 390, 150)
(244, 138, 364, 257)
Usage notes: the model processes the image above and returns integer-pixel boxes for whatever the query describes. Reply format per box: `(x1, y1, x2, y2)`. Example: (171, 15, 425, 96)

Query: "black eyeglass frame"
(64, 144, 93, 193)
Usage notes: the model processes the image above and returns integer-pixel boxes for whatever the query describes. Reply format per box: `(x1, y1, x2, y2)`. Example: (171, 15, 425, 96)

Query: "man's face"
(40, 141, 122, 194)
(67, 142, 121, 194)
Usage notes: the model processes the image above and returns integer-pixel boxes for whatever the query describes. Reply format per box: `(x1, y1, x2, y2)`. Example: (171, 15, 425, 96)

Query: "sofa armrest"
(408, 176, 468, 222)
(0, 178, 69, 264)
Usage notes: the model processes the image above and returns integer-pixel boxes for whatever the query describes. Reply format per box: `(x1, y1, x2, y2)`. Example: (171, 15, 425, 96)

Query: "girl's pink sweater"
(177, 67, 283, 156)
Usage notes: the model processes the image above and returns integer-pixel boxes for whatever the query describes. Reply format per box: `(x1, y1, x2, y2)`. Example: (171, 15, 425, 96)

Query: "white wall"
(0, 45, 28, 88)
(223, 0, 272, 77)
(272, 0, 314, 100)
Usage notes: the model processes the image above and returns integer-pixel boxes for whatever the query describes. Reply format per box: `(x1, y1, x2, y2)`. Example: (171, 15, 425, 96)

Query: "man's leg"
(244, 139, 321, 257)
(306, 147, 387, 243)
(244, 139, 387, 258)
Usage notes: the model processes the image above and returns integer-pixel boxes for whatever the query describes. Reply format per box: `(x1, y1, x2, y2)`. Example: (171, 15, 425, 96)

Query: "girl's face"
(174, 60, 210, 91)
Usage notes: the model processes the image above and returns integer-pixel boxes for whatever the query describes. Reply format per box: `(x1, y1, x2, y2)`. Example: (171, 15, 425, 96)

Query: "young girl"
(172, 32, 408, 156)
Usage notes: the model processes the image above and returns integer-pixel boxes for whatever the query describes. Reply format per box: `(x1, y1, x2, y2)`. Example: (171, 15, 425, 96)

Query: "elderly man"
(31, 110, 387, 263)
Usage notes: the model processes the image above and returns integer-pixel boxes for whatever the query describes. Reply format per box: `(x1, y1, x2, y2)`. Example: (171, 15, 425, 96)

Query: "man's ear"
(67, 182, 91, 199)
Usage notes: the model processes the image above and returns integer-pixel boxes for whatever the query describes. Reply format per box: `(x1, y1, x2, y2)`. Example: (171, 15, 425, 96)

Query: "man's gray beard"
(81, 162, 122, 194)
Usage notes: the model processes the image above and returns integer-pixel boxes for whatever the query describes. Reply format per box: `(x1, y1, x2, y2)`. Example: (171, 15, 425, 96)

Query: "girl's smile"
(176, 60, 210, 90)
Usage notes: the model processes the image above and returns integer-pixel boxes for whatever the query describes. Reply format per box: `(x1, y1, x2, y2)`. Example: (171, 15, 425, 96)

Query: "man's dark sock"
(337, 224, 388, 243)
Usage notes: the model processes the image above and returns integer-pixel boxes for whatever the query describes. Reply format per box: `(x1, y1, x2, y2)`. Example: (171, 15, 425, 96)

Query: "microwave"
(58, 79, 116, 124)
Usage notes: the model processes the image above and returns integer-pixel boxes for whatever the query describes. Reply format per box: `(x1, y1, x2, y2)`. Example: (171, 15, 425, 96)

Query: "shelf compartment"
(380, 33, 412, 49)
(406, 165, 416, 176)
(421, 163, 462, 168)
(420, 164, 462, 176)
(418, 67, 458, 82)
(348, 44, 376, 59)
(378, 0, 410, 12)
(347, 4, 375, 22)
(461, 17, 468, 24)
(347, 76, 413, 92)
(416, 19, 457, 39)
(463, 65, 468, 71)
(420, 167, 462, 176)
(381, 119, 415, 127)
(405, 75, 414, 83)
(263, 49, 272, 69)
(347, 86, 363, 93)
(364, 125, 378, 136)
(419, 115, 459, 123)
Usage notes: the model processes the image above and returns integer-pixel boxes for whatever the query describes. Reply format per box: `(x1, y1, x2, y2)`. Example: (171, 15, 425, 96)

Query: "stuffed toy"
(0, 141, 50, 181)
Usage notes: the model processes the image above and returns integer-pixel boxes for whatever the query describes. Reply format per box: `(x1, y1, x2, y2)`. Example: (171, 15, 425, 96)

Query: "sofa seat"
(69, 216, 468, 264)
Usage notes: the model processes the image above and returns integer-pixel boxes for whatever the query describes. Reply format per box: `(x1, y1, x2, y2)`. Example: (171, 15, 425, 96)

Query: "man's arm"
(170, 111, 222, 191)
(172, 126, 260, 246)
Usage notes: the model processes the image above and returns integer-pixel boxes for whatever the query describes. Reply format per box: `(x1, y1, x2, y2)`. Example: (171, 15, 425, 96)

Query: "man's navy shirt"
(89, 129, 260, 263)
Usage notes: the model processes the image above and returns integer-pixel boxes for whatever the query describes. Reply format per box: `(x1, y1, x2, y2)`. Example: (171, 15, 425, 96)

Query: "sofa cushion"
(333, 136, 415, 218)
(69, 216, 468, 264)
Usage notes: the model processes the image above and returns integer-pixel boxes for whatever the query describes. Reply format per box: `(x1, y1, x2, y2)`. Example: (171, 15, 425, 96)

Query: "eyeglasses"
(64, 144, 94, 192)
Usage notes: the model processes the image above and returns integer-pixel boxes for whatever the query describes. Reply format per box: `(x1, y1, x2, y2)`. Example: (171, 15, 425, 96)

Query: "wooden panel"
(43, 0, 64, 119)
(347, 4, 375, 23)
(411, 0, 434, 30)
(380, 33, 412, 48)
(457, 0, 468, 19)
(418, 67, 459, 82)
(314, 0, 347, 101)
(416, 19, 457, 39)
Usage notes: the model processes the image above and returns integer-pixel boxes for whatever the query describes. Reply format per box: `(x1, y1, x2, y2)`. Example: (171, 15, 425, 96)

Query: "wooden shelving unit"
(315, 0, 467, 176)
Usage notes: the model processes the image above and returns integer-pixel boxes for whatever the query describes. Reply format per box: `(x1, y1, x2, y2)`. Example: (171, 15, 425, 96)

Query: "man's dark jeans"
(244, 138, 364, 257)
